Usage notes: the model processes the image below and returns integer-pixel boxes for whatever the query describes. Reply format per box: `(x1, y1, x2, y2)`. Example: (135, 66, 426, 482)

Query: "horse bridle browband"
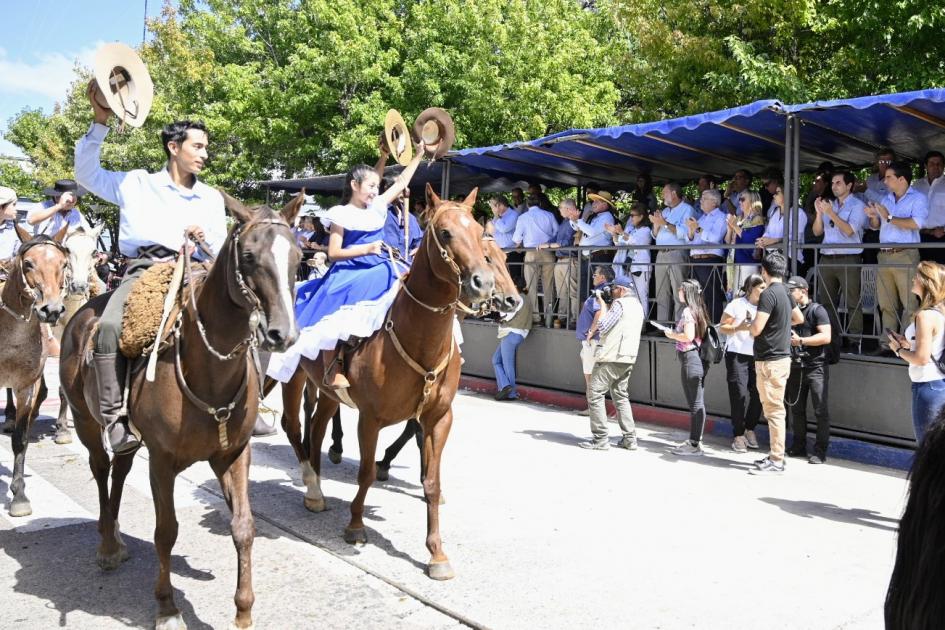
(0, 239, 69, 322)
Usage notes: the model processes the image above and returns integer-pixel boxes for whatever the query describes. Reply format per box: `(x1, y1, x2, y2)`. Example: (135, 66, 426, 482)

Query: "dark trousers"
(725, 351, 761, 437)
(679, 350, 708, 443)
(506, 250, 525, 285)
(787, 364, 830, 457)
(690, 255, 725, 322)
(920, 230, 945, 264)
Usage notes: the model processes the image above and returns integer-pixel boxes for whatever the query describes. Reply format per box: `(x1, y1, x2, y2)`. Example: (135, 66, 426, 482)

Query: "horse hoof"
(8, 499, 32, 518)
(343, 526, 367, 545)
(303, 496, 326, 513)
(229, 622, 254, 630)
(97, 546, 129, 571)
(328, 447, 342, 465)
(375, 463, 389, 482)
(427, 560, 455, 581)
(54, 429, 73, 445)
(155, 613, 187, 630)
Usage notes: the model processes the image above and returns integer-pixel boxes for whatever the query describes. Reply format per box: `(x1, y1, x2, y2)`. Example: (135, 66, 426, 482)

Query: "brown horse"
(0, 225, 69, 517)
(279, 184, 498, 580)
(59, 194, 303, 630)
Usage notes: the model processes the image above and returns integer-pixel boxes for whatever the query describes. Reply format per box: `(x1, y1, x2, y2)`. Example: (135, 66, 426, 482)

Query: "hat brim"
(44, 185, 88, 198)
(587, 193, 616, 208)
(413, 108, 455, 160)
(93, 43, 153, 129)
(384, 109, 413, 167)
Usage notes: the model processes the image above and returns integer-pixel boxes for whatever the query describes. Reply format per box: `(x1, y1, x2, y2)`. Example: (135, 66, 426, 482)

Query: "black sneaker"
(494, 385, 513, 401)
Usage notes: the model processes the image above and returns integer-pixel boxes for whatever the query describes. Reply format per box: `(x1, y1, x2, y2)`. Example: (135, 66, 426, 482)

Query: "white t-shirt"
(723, 297, 757, 356)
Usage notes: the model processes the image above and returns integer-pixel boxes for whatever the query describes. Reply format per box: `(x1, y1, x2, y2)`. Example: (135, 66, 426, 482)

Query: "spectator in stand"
(857, 148, 897, 266)
(813, 171, 868, 349)
(571, 190, 617, 302)
(651, 182, 695, 321)
(914, 150, 945, 264)
(785, 276, 833, 465)
(606, 201, 653, 313)
(685, 188, 727, 322)
(492, 275, 532, 401)
(632, 174, 658, 213)
(887, 261, 945, 441)
(540, 198, 579, 327)
(723, 169, 752, 214)
(758, 183, 808, 277)
(866, 160, 929, 355)
(581, 182, 601, 220)
(294, 215, 316, 247)
(575, 265, 615, 416)
(510, 187, 527, 212)
(719, 274, 765, 453)
(692, 174, 718, 217)
(307, 251, 329, 280)
(760, 168, 782, 212)
(577, 275, 645, 450)
(749, 251, 804, 475)
(514, 194, 559, 325)
(726, 190, 767, 292)
(488, 194, 523, 283)
(662, 279, 711, 456)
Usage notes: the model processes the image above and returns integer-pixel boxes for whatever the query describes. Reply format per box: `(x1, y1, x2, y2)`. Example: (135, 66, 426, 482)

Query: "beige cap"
(0, 186, 16, 206)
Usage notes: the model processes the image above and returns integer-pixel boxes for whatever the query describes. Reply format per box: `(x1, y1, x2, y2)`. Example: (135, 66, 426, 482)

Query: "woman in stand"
(725, 190, 766, 293)
(887, 261, 945, 442)
(719, 274, 766, 452)
(663, 279, 711, 456)
(267, 143, 426, 388)
(607, 201, 653, 314)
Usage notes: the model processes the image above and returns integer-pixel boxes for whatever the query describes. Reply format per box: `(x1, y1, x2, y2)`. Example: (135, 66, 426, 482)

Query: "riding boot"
(92, 352, 140, 454)
(321, 347, 350, 390)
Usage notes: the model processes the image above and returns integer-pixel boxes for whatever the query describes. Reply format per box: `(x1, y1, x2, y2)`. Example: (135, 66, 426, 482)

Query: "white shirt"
(914, 175, 945, 228)
(28, 201, 89, 237)
(906, 311, 945, 382)
(74, 123, 226, 259)
(764, 205, 807, 263)
(0, 221, 21, 261)
(613, 225, 652, 273)
(723, 297, 757, 356)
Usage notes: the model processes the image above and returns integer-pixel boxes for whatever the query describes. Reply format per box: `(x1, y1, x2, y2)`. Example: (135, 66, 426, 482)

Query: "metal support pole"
(782, 115, 794, 267)
(440, 159, 452, 200)
(791, 116, 801, 276)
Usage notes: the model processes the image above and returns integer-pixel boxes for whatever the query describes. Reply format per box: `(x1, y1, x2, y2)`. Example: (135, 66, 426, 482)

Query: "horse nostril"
(266, 329, 285, 346)
(471, 274, 484, 291)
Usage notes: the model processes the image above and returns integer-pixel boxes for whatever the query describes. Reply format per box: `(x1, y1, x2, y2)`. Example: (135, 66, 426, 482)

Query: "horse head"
(13, 224, 69, 323)
(63, 224, 104, 295)
(423, 184, 495, 303)
(479, 237, 523, 318)
(219, 189, 303, 352)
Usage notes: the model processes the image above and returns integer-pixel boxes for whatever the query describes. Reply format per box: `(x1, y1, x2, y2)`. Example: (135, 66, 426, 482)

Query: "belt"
(820, 253, 862, 258)
(879, 248, 910, 254)
(690, 254, 722, 260)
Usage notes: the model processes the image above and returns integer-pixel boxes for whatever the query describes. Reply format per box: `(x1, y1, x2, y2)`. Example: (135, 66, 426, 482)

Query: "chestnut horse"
(0, 225, 69, 517)
(280, 184, 495, 580)
(59, 194, 303, 630)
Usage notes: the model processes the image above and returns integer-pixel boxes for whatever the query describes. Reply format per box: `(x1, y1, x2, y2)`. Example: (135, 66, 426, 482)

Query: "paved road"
(0, 359, 905, 629)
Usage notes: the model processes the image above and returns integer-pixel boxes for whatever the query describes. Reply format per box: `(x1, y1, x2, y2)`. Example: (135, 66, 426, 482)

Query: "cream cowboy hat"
(92, 43, 154, 128)
(384, 109, 413, 167)
(588, 191, 617, 209)
(412, 107, 455, 160)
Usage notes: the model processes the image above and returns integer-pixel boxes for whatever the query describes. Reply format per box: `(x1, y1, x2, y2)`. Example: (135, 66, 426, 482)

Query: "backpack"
(699, 324, 724, 364)
(806, 302, 841, 365)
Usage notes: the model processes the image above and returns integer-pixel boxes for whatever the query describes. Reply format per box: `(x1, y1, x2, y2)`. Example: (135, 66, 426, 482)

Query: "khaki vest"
(596, 296, 644, 364)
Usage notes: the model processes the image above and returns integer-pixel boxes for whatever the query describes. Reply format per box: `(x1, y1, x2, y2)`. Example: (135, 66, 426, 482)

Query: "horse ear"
(425, 182, 442, 209)
(91, 223, 105, 240)
(218, 188, 255, 224)
(52, 224, 69, 244)
(462, 187, 479, 207)
(14, 224, 31, 244)
(281, 188, 306, 225)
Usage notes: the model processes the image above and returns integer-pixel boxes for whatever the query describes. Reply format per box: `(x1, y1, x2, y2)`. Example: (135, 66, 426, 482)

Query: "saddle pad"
(118, 262, 178, 359)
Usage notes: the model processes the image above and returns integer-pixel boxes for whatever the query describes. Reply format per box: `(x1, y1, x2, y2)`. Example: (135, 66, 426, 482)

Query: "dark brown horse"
(60, 194, 303, 630)
(280, 184, 496, 580)
(0, 225, 69, 517)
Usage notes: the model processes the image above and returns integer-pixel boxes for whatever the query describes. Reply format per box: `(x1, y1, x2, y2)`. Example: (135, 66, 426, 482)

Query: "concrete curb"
(461, 375, 915, 472)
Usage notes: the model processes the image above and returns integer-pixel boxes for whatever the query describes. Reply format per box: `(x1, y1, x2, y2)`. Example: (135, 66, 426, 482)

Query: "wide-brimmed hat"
(384, 109, 414, 167)
(0, 186, 16, 206)
(412, 107, 455, 160)
(92, 43, 154, 129)
(588, 191, 616, 209)
(43, 179, 87, 198)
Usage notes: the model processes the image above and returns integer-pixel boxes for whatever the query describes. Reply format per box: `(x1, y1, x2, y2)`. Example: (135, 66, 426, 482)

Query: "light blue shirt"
(571, 210, 616, 251)
(879, 187, 928, 244)
(685, 208, 727, 257)
(491, 208, 520, 249)
(764, 205, 808, 263)
(864, 173, 888, 205)
(654, 201, 694, 246)
(0, 221, 21, 261)
(512, 205, 558, 248)
(821, 195, 868, 255)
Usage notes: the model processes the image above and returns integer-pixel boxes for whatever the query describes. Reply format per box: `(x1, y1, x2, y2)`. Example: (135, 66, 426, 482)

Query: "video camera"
(593, 284, 615, 305)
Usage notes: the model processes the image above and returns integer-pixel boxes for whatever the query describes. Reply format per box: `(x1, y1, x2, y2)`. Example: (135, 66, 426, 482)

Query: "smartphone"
(884, 328, 897, 338)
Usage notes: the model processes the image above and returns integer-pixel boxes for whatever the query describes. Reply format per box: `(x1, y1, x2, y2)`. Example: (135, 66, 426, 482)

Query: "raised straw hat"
(92, 43, 154, 129)
(384, 109, 414, 166)
(412, 107, 455, 159)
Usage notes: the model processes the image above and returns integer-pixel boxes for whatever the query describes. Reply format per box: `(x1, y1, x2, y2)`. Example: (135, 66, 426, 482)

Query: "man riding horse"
(75, 80, 227, 453)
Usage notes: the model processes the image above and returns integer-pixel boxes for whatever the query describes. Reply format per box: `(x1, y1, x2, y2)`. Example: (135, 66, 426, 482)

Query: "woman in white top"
(606, 202, 653, 311)
(888, 261, 945, 441)
(718, 274, 766, 452)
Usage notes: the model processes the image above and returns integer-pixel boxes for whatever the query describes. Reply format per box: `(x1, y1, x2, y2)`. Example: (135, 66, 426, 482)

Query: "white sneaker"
(745, 430, 759, 449)
(671, 441, 704, 456)
(732, 436, 748, 453)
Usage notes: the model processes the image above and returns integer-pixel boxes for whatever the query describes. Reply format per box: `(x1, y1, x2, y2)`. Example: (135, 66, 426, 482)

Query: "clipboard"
(648, 320, 672, 333)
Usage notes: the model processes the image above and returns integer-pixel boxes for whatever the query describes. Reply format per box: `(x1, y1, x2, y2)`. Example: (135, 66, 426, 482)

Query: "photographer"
(784, 276, 833, 465)
(575, 265, 615, 415)
(578, 276, 645, 450)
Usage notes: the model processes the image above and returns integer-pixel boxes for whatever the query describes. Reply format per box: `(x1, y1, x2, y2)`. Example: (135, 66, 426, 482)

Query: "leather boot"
(321, 347, 350, 390)
(92, 352, 139, 454)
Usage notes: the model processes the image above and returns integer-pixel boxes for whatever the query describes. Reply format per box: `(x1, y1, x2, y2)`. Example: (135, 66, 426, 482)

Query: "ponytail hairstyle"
(341, 164, 377, 204)
(739, 273, 766, 298)
(679, 278, 709, 340)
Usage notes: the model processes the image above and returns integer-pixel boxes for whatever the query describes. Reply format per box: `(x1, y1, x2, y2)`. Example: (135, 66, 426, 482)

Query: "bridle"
(0, 239, 69, 323)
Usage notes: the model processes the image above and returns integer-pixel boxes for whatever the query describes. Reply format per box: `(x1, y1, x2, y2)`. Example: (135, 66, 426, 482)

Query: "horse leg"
(328, 408, 343, 464)
(303, 393, 338, 513)
(343, 415, 379, 545)
(2, 388, 15, 432)
(422, 409, 455, 580)
(376, 418, 419, 482)
(150, 461, 185, 630)
(8, 381, 40, 517)
(210, 448, 256, 630)
(53, 386, 73, 444)
(280, 369, 307, 464)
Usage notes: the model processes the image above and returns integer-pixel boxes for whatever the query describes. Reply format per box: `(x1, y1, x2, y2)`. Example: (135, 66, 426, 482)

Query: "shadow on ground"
(759, 497, 900, 532)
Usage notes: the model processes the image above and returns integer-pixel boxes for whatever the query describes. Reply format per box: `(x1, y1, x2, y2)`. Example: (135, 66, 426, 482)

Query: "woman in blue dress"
(267, 147, 425, 387)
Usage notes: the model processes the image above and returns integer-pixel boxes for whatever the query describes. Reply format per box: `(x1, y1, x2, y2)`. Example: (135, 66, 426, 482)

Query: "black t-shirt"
(793, 301, 831, 367)
(754, 282, 796, 361)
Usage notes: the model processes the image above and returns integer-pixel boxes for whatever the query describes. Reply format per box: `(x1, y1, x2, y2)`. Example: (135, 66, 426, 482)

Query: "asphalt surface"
(0, 359, 906, 629)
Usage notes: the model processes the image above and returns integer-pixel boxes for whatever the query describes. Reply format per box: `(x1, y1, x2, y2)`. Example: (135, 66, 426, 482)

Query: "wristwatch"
(885, 214, 892, 223)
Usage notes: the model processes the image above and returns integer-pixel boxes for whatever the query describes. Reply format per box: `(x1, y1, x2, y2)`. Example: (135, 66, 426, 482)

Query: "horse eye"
(241, 251, 256, 265)
(439, 229, 451, 241)
(23, 261, 34, 271)
(484, 256, 492, 264)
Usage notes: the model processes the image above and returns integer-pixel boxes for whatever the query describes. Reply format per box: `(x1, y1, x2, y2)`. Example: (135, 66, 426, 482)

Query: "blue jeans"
(911, 379, 945, 442)
(492, 333, 525, 396)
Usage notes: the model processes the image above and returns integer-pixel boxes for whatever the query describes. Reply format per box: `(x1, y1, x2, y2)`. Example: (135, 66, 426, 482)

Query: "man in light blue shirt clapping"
(685, 189, 727, 321)
(514, 195, 559, 325)
(651, 182, 694, 321)
(488, 194, 522, 283)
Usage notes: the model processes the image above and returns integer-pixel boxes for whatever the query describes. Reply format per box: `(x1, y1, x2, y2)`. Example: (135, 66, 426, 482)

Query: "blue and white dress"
(266, 199, 404, 382)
